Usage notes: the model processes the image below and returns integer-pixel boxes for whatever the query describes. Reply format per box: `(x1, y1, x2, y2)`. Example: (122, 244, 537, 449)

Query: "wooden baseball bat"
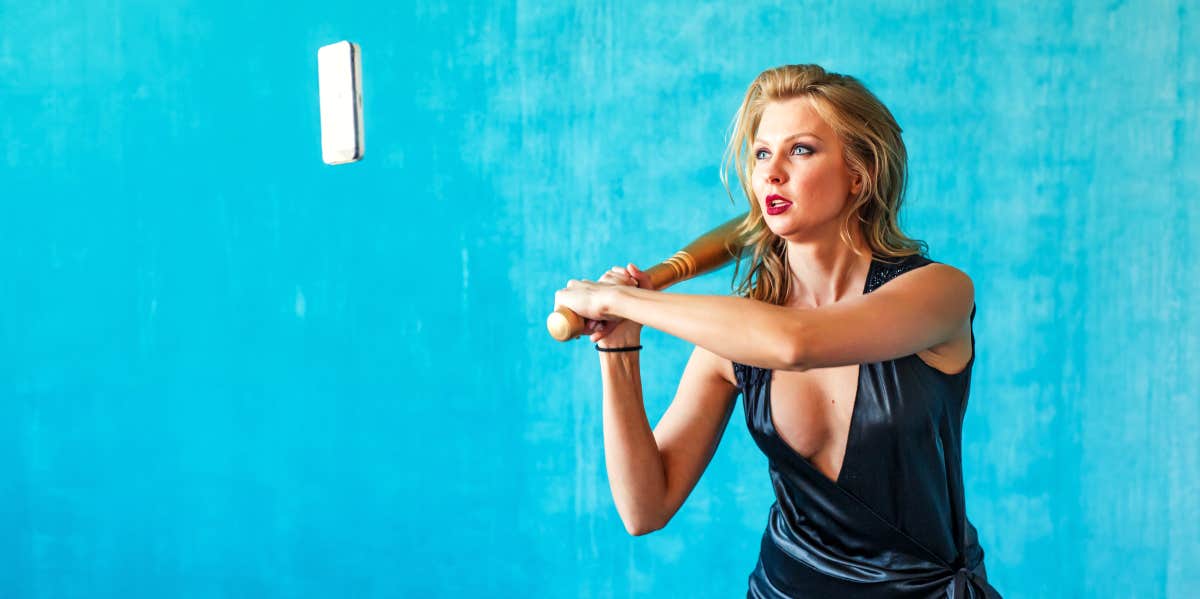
(547, 212, 748, 341)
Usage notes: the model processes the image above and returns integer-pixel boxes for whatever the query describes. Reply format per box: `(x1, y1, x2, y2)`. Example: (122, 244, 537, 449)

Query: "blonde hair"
(721, 64, 927, 305)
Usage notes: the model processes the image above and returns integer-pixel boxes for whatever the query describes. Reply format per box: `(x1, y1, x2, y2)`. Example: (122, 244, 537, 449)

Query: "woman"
(554, 64, 1001, 598)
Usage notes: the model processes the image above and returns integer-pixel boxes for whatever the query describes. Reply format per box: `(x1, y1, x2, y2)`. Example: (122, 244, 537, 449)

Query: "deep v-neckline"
(763, 257, 876, 488)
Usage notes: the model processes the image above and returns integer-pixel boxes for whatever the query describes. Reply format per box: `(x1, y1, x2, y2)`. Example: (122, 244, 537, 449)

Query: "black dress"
(735, 254, 1002, 598)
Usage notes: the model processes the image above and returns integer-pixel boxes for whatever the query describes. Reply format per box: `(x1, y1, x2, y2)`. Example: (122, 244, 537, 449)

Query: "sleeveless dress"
(735, 254, 1002, 598)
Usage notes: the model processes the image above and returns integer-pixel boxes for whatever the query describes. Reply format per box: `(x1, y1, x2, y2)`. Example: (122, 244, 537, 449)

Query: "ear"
(849, 172, 863, 195)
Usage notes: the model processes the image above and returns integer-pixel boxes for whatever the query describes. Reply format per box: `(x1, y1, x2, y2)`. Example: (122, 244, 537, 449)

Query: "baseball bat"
(547, 212, 748, 341)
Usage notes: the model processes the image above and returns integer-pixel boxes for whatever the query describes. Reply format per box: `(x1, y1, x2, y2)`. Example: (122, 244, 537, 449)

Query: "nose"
(762, 155, 787, 186)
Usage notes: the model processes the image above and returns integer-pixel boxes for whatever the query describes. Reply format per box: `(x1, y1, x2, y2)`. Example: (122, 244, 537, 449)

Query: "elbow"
(623, 517, 665, 537)
(620, 507, 667, 536)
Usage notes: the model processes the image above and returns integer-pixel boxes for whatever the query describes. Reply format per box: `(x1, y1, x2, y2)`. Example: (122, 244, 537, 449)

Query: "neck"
(783, 224, 872, 307)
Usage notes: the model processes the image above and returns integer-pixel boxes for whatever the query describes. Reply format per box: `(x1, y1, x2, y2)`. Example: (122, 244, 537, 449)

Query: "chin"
(766, 220, 829, 243)
(763, 212, 803, 229)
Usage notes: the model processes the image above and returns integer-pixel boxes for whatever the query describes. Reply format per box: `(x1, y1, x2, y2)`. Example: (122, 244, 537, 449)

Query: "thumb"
(626, 263, 653, 290)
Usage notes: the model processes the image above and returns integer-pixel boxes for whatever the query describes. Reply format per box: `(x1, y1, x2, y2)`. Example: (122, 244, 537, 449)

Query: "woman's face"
(751, 97, 861, 241)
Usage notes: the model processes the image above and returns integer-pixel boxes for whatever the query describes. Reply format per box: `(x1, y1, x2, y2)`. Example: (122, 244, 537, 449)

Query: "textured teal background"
(3, 2, 1197, 597)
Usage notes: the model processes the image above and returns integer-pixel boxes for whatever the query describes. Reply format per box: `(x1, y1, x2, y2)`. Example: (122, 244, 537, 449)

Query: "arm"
(603, 263, 974, 371)
(600, 341, 739, 536)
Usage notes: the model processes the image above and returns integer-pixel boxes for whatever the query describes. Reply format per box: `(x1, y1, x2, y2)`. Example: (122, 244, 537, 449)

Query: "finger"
(604, 265, 635, 286)
(588, 320, 605, 341)
(627, 263, 652, 289)
(600, 272, 635, 287)
(592, 321, 610, 341)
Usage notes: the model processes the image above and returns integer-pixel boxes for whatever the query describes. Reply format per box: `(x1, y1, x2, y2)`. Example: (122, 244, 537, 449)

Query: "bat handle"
(546, 262, 674, 342)
(546, 250, 717, 341)
(546, 212, 746, 343)
(547, 306, 587, 342)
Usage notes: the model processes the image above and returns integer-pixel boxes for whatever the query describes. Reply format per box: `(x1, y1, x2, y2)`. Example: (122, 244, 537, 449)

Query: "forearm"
(607, 288, 800, 370)
(598, 347, 668, 535)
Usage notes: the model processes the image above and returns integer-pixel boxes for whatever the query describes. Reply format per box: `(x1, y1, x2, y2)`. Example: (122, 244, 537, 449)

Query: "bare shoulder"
(796, 258, 976, 371)
(900, 262, 976, 374)
(925, 262, 974, 320)
(898, 261, 973, 296)
(924, 262, 974, 296)
(883, 261, 974, 314)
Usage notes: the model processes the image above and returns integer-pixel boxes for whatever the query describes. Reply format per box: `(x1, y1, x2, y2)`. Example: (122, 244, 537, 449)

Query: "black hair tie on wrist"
(595, 344, 643, 352)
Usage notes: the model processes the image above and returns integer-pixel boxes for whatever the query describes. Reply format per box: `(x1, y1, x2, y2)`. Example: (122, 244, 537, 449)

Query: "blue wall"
(3, 2, 1197, 597)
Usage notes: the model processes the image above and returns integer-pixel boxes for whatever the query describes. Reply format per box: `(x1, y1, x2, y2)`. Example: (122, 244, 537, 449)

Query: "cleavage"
(768, 363, 861, 484)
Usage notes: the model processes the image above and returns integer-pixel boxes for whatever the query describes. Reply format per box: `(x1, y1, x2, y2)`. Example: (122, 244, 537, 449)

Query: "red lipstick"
(765, 194, 793, 216)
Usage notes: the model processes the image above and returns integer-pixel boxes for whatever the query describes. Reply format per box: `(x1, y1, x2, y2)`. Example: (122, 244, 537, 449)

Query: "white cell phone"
(317, 41, 364, 165)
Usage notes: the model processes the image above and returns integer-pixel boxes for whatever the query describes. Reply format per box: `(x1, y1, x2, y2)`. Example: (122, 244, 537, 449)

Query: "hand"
(553, 277, 611, 318)
(587, 263, 653, 344)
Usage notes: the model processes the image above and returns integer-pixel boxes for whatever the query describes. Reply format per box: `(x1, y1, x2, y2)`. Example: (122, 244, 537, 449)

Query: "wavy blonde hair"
(721, 64, 927, 305)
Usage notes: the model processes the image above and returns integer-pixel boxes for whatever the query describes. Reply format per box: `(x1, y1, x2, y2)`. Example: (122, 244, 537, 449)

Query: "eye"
(790, 144, 813, 156)
(754, 148, 769, 160)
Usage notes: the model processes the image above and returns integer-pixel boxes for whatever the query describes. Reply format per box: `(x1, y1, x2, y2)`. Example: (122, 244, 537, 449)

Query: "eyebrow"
(753, 132, 823, 146)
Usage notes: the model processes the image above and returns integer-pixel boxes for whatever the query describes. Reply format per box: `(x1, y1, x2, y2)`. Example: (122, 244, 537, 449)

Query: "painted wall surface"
(3, 2, 1196, 597)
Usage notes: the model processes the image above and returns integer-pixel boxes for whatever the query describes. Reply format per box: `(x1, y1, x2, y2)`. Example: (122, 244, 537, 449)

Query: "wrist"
(596, 330, 641, 350)
(602, 285, 631, 320)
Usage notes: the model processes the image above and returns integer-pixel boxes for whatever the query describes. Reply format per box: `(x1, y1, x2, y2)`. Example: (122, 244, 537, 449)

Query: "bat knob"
(547, 306, 586, 341)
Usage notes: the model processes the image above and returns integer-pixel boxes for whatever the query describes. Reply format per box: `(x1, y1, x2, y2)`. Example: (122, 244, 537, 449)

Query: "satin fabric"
(735, 254, 1002, 598)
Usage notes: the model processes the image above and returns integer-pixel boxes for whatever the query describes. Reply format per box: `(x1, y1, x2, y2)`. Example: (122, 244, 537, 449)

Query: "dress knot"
(951, 566, 976, 598)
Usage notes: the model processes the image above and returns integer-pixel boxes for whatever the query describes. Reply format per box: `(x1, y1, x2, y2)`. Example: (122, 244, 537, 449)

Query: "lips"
(765, 194, 792, 215)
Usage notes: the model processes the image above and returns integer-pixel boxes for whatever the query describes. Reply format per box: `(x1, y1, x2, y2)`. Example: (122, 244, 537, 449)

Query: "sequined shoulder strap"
(865, 253, 935, 294)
